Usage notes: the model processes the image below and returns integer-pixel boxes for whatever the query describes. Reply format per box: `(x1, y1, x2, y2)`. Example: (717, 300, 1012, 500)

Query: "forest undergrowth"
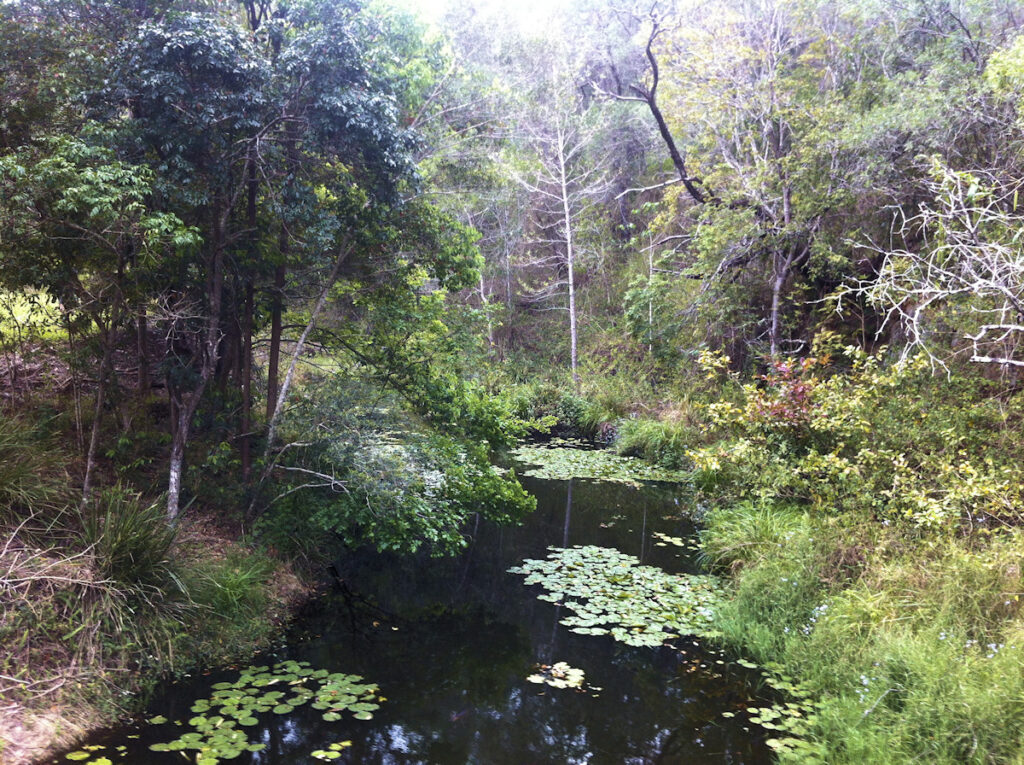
(0, 414, 307, 765)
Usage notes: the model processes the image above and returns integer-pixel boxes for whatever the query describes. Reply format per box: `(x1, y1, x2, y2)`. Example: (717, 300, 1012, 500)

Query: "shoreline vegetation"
(506, 352, 1024, 764)
(3, 351, 1024, 764)
(4, 0, 1024, 761)
(0, 472, 309, 765)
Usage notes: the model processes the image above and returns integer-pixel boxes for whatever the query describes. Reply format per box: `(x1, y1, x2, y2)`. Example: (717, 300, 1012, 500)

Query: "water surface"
(70, 469, 772, 764)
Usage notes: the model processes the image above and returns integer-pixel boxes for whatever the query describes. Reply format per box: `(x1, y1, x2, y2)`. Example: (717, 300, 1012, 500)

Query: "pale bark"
(248, 241, 351, 518)
(81, 324, 114, 508)
(266, 261, 285, 421)
(556, 125, 581, 389)
(166, 211, 227, 521)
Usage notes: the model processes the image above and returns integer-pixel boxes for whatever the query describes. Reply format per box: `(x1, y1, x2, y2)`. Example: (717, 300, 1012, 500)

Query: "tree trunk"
(479, 271, 494, 349)
(267, 124, 297, 422)
(167, 211, 227, 521)
(769, 263, 786, 358)
(136, 309, 148, 395)
(266, 261, 285, 421)
(249, 241, 351, 519)
(81, 322, 115, 508)
(241, 282, 253, 480)
(557, 128, 580, 390)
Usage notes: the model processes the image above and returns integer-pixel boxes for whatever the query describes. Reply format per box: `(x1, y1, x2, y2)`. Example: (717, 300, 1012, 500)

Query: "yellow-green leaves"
(510, 545, 723, 646)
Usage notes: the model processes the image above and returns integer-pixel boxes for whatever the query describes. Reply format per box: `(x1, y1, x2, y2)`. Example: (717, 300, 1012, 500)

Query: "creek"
(64, 453, 773, 764)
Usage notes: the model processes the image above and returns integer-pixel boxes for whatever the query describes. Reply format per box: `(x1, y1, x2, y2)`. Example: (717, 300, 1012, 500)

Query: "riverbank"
(508, 354, 1024, 763)
(0, 508, 309, 765)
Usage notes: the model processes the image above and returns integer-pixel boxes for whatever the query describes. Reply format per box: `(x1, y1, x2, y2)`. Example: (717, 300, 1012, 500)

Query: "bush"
(79, 485, 179, 589)
(0, 414, 67, 528)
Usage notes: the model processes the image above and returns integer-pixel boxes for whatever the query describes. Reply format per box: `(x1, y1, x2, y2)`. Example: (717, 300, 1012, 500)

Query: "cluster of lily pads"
(140, 659, 380, 764)
(721, 664, 826, 761)
(511, 443, 690, 485)
(526, 661, 600, 695)
(509, 545, 723, 647)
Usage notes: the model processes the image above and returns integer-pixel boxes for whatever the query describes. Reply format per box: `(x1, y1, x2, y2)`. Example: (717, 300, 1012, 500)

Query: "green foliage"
(181, 550, 275, 625)
(509, 545, 724, 646)
(700, 501, 811, 572)
(500, 379, 618, 439)
(692, 349, 1024, 762)
(257, 371, 533, 558)
(146, 660, 381, 762)
(79, 485, 179, 589)
(688, 350, 1024, 530)
(703, 503, 1024, 763)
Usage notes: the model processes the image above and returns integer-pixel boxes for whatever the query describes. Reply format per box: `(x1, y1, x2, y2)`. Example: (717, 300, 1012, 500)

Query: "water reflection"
(76, 474, 771, 764)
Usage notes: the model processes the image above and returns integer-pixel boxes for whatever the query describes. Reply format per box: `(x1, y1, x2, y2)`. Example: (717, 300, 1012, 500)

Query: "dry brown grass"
(0, 512, 310, 764)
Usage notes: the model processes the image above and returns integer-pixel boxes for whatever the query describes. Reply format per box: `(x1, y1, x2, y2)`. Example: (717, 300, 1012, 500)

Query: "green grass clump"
(175, 547, 282, 663)
(702, 502, 1024, 764)
(80, 485, 179, 588)
(614, 416, 699, 469)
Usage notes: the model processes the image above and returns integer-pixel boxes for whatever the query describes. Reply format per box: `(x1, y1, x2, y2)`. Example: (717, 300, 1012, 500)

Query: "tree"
(0, 137, 197, 505)
(94, 0, 417, 518)
(848, 162, 1024, 370)
(503, 40, 612, 387)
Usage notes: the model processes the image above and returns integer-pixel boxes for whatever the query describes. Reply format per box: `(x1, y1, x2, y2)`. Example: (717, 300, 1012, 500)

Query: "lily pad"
(512, 444, 689, 485)
(145, 659, 383, 760)
(509, 545, 723, 646)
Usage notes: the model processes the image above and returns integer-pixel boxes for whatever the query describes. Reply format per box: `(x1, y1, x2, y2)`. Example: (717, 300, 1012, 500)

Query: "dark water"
(68, 472, 773, 764)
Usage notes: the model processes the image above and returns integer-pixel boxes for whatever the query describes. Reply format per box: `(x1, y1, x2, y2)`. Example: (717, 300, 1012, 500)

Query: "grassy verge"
(621, 352, 1024, 763)
(701, 504, 1024, 763)
(0, 421, 308, 765)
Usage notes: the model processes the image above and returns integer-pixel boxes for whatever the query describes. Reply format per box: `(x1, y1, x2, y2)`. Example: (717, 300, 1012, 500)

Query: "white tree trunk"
(248, 243, 350, 519)
(557, 126, 580, 390)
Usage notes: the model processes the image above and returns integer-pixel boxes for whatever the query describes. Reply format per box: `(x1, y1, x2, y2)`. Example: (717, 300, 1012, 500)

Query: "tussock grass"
(0, 413, 306, 762)
(614, 416, 699, 468)
(703, 505, 1024, 763)
(80, 485, 179, 588)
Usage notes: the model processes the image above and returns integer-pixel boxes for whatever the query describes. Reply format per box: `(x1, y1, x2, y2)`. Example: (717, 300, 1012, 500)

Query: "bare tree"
(508, 60, 610, 388)
(843, 162, 1024, 369)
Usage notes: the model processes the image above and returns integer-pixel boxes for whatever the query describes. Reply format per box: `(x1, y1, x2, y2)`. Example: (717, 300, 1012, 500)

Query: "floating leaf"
(512, 443, 689, 485)
(141, 660, 383, 761)
(510, 545, 723, 646)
